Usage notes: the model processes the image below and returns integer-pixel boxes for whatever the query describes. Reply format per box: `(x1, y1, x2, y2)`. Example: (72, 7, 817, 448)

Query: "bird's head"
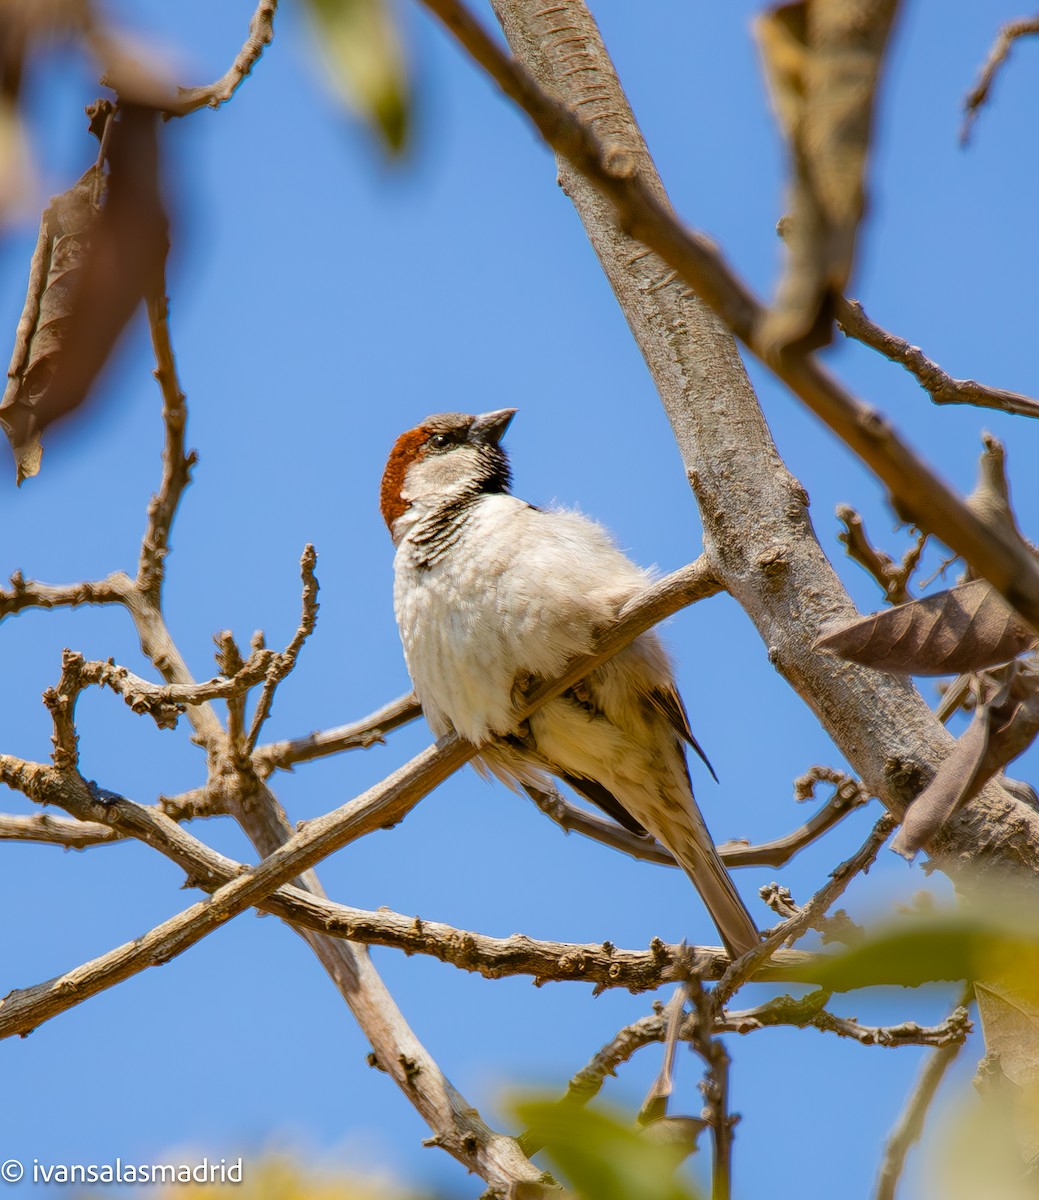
(380, 409, 516, 540)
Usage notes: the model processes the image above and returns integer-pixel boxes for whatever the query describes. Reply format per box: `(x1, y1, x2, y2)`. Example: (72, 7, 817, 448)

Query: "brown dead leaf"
(0, 162, 102, 480)
(0, 103, 168, 483)
(892, 659, 1039, 858)
(815, 579, 1037, 675)
(756, 0, 900, 350)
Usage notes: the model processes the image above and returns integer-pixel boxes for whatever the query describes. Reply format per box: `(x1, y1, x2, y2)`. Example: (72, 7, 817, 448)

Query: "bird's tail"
(669, 824, 760, 959)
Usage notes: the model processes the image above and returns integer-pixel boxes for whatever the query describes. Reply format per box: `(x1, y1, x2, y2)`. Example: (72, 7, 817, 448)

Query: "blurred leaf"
(815, 579, 1037, 675)
(930, 1080, 1039, 1197)
(0, 103, 168, 483)
(513, 1098, 703, 1200)
(157, 1154, 443, 1199)
(756, 0, 900, 350)
(795, 906, 1039, 993)
(966, 432, 1022, 540)
(976, 981, 1039, 1163)
(304, 0, 410, 154)
(893, 659, 1039, 858)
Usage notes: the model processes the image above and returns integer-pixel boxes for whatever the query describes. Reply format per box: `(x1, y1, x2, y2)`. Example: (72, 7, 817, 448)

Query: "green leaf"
(793, 907, 1039, 993)
(304, 0, 410, 153)
(512, 1098, 703, 1200)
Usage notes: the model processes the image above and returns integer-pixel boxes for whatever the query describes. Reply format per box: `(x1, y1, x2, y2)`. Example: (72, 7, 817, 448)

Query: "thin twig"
(686, 974, 733, 1200)
(138, 288, 196, 601)
(49, 646, 276, 738)
(527, 778, 871, 870)
(419, 0, 1039, 634)
(836, 297, 1039, 419)
(551, 992, 970, 1120)
(213, 631, 250, 755)
(874, 986, 975, 1200)
(245, 545, 320, 753)
(726, 992, 972, 1050)
(713, 815, 898, 1009)
(837, 506, 927, 605)
(961, 15, 1039, 144)
(168, 0, 278, 116)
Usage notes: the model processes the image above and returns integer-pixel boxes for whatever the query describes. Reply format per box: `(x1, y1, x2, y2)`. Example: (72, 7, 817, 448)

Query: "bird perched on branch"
(380, 408, 759, 957)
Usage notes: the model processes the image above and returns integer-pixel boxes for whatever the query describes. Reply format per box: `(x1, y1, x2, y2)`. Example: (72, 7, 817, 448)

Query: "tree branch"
(0, 810, 121, 848)
(0, 570, 131, 621)
(873, 987, 975, 1200)
(245, 544, 320, 753)
(713, 815, 897, 1010)
(961, 14, 1039, 144)
(253, 691, 422, 776)
(167, 0, 278, 117)
(527, 777, 871, 871)
(137, 287, 196, 601)
(835, 297, 1039, 419)
(837, 506, 926, 605)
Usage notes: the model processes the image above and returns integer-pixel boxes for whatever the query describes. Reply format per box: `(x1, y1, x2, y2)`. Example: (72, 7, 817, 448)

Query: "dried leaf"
(0, 104, 169, 483)
(0, 163, 102, 481)
(756, 0, 900, 350)
(304, 0, 410, 154)
(976, 980, 1039, 1165)
(815, 579, 1037, 675)
(893, 660, 1039, 858)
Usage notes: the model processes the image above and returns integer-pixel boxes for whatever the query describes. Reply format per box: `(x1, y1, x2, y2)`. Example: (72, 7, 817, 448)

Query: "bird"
(380, 408, 759, 957)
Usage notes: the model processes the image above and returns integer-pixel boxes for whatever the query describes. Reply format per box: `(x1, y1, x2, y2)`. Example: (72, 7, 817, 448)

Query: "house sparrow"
(381, 408, 759, 957)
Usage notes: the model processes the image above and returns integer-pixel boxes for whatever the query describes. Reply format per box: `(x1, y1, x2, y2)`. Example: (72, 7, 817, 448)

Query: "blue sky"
(2, 1, 1038, 1196)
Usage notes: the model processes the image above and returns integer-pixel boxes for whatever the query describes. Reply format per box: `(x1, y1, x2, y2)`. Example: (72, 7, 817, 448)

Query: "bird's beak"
(468, 408, 516, 447)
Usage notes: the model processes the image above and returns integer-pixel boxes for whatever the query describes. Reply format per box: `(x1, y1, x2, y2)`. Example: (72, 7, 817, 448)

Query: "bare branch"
(213, 630, 250, 754)
(0, 811, 121, 848)
(137, 287, 196, 600)
(528, 777, 871, 871)
(686, 974, 734, 1200)
(167, 0, 278, 117)
(713, 815, 897, 1009)
(245, 544, 320, 753)
(424, 0, 1039, 634)
(837, 506, 927, 605)
(874, 987, 975, 1200)
(542, 988, 972, 1125)
(836, 297, 1039, 419)
(254, 691, 421, 775)
(0, 755, 825, 1002)
(961, 14, 1039, 144)
(55, 646, 277, 735)
(718, 785, 872, 870)
(726, 992, 972, 1050)
(0, 570, 130, 621)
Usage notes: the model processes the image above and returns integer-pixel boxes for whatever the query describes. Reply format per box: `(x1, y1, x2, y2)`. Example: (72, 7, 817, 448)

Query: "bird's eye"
(429, 433, 450, 449)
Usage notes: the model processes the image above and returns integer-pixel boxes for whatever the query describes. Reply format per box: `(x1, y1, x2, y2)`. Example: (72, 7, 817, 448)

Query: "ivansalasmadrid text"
(33, 1157, 244, 1184)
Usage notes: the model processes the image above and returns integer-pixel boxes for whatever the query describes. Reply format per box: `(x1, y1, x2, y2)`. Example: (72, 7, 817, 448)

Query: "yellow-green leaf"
(304, 0, 410, 154)
(512, 1098, 703, 1200)
(793, 907, 1039, 993)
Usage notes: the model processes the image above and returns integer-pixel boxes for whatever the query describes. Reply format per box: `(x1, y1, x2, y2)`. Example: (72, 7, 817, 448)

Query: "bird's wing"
(645, 683, 719, 783)
(558, 770, 649, 836)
